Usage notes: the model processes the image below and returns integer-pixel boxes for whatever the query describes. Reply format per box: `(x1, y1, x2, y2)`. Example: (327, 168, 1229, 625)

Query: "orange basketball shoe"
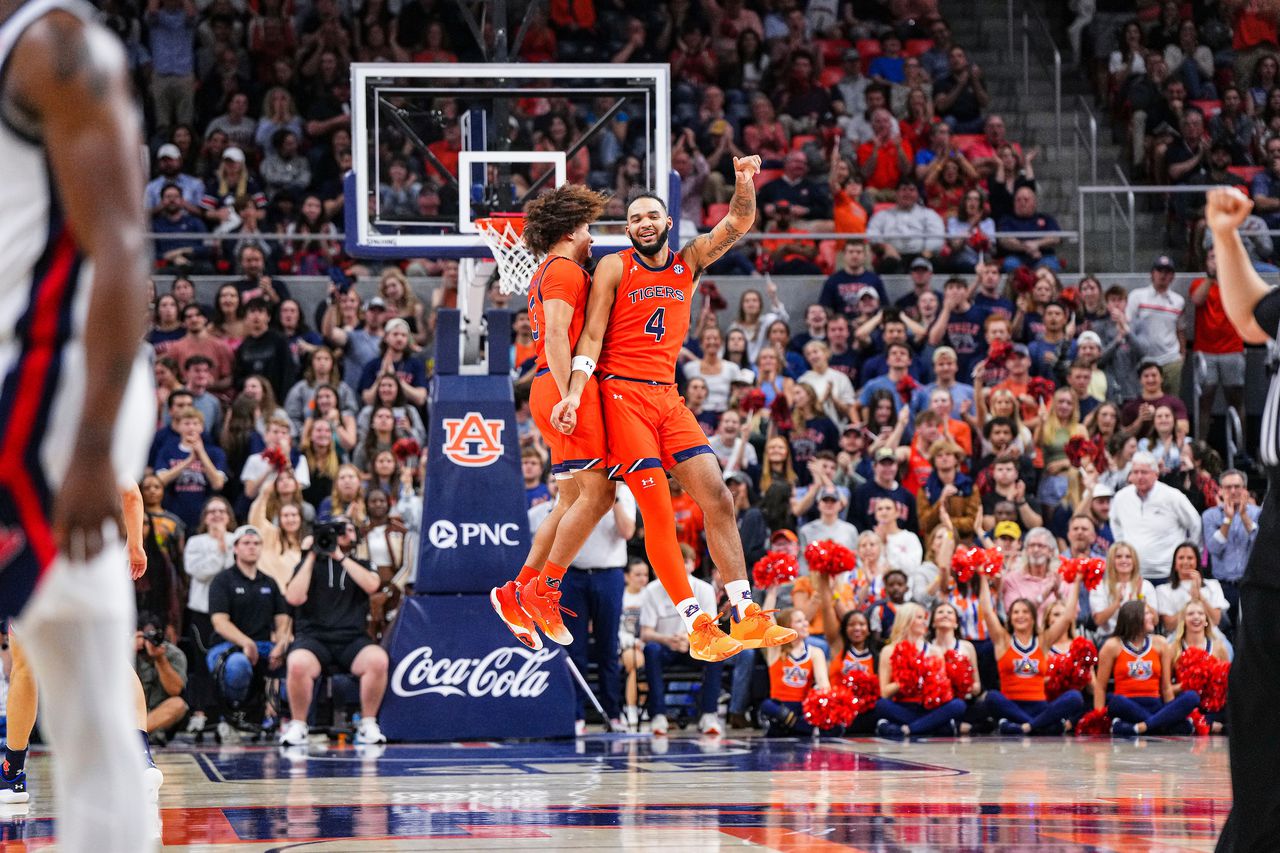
(490, 581, 543, 650)
(519, 582, 575, 646)
(730, 603, 798, 649)
(689, 613, 744, 662)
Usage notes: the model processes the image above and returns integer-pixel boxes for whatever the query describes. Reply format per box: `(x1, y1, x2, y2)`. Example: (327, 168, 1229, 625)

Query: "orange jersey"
(597, 248, 696, 382)
(528, 255, 590, 371)
(998, 637, 1047, 702)
(830, 647, 875, 685)
(1112, 638, 1161, 698)
(769, 647, 816, 702)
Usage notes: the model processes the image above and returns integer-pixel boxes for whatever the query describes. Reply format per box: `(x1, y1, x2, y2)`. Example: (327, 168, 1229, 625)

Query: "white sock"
(725, 580, 753, 619)
(676, 598, 704, 632)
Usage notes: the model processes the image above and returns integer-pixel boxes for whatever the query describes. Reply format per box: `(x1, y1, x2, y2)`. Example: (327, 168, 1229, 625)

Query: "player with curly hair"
(490, 184, 616, 651)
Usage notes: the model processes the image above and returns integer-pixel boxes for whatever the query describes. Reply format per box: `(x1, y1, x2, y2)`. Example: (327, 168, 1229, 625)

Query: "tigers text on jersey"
(526, 254, 591, 372)
(597, 249, 697, 383)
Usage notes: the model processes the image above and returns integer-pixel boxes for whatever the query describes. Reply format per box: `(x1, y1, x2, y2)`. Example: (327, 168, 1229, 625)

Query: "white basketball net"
(475, 217, 538, 296)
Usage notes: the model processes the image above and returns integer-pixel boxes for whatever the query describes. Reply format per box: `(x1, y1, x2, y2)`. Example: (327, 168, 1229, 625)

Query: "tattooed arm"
(681, 155, 761, 278)
(7, 11, 149, 559)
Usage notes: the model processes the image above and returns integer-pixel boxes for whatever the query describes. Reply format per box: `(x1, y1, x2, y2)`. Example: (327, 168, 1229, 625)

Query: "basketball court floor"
(0, 733, 1230, 851)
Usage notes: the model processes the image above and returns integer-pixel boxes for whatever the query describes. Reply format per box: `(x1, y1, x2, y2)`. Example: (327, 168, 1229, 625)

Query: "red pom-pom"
(950, 547, 982, 584)
(805, 539, 856, 576)
(739, 388, 767, 414)
(1076, 707, 1112, 736)
(392, 437, 421, 462)
(896, 373, 920, 403)
(890, 642, 927, 702)
(701, 280, 729, 312)
(1064, 435, 1096, 468)
(769, 393, 792, 432)
(802, 686, 857, 730)
(1028, 377, 1056, 404)
(985, 339, 1013, 369)
(1058, 287, 1080, 311)
(261, 446, 289, 472)
(839, 668, 882, 718)
(979, 548, 1004, 578)
(751, 552, 799, 589)
(1058, 556, 1106, 590)
(1177, 648, 1230, 713)
(944, 649, 975, 698)
(921, 656, 955, 709)
(1011, 266, 1036, 295)
(1188, 708, 1211, 736)
(1047, 637, 1099, 700)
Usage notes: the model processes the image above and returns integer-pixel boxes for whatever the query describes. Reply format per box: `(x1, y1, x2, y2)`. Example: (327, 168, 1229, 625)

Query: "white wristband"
(571, 355, 597, 377)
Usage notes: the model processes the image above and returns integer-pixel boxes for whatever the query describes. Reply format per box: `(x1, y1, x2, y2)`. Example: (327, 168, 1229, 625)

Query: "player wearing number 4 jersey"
(489, 186, 617, 652)
(553, 156, 796, 662)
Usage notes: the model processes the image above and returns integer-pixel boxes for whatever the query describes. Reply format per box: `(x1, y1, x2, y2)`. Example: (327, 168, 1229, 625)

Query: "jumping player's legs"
(542, 470, 615, 586)
(622, 471, 695, 608)
(671, 451, 747, 585)
(522, 475, 581, 580)
(4, 634, 36, 752)
(17, 532, 152, 852)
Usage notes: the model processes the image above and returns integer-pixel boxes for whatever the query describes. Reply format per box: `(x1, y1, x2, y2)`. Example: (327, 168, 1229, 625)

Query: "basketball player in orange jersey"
(552, 156, 796, 662)
(490, 185, 616, 650)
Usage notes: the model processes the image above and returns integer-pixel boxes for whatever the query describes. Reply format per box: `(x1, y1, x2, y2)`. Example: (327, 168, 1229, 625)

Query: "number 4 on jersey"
(644, 307, 666, 342)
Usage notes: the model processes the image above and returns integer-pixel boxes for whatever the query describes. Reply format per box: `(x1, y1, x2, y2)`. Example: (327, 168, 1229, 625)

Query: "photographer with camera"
(280, 516, 389, 746)
(133, 611, 189, 744)
(207, 526, 292, 733)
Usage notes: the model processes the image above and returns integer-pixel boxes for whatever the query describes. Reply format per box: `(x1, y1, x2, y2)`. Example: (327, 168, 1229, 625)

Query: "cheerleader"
(760, 609, 830, 736)
(930, 601, 984, 733)
(1166, 599, 1230, 733)
(979, 573, 1086, 734)
(1095, 600, 1200, 736)
(818, 575, 881, 734)
(874, 603, 968, 739)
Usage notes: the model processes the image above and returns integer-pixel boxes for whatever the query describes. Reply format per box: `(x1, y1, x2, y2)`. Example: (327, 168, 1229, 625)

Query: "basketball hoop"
(475, 214, 538, 296)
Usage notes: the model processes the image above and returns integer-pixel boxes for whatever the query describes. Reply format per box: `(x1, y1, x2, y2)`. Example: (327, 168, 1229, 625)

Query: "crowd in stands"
(63, 0, 1262, 740)
(1088, 0, 1280, 265)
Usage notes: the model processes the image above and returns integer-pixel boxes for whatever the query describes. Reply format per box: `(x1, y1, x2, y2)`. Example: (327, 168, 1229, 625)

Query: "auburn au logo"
(441, 412, 505, 467)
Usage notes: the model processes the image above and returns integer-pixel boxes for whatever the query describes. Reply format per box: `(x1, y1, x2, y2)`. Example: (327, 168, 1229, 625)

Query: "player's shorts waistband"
(535, 366, 550, 377)
(600, 373, 674, 386)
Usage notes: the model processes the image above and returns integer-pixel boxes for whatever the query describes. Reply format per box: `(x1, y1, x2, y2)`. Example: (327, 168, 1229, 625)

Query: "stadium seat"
(753, 168, 784, 189)
(904, 39, 934, 57)
(856, 38, 881, 73)
(703, 202, 730, 228)
(1191, 99, 1222, 118)
(791, 134, 819, 151)
(1228, 165, 1263, 183)
(820, 65, 846, 88)
(816, 38, 851, 65)
(953, 133, 985, 155)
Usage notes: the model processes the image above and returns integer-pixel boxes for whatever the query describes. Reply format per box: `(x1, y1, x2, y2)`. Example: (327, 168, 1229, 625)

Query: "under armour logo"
(612, 394, 623, 399)
(641, 477, 655, 488)
(683, 604, 700, 617)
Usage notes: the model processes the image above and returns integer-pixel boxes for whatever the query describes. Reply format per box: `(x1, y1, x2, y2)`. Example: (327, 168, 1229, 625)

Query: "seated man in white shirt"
(708, 410, 759, 473)
(640, 544, 725, 736)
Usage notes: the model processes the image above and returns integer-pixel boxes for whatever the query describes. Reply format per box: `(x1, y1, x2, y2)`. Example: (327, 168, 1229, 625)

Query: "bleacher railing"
(1075, 184, 1227, 271)
(1021, 7, 1062, 151)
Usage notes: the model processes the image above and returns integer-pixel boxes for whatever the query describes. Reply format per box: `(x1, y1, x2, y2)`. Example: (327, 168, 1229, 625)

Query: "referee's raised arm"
(1206, 187, 1273, 345)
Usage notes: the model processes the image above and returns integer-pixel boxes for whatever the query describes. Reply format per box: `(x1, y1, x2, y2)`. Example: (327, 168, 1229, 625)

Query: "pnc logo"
(441, 411, 505, 467)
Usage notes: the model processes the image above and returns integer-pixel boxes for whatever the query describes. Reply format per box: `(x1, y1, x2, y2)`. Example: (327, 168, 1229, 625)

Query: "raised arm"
(1042, 578, 1079, 648)
(1206, 187, 1272, 344)
(977, 573, 1008, 650)
(680, 155, 761, 277)
(12, 12, 149, 559)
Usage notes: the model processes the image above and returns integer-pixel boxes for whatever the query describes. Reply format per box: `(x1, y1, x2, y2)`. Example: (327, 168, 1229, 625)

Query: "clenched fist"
(1205, 186, 1252, 234)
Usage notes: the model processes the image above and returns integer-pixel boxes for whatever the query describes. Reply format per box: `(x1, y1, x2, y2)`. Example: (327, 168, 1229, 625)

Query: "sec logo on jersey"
(441, 412, 505, 467)
(673, 264, 685, 275)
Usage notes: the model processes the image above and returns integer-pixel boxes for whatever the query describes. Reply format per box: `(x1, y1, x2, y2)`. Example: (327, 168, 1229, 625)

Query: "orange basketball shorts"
(598, 375, 715, 476)
(529, 369, 606, 476)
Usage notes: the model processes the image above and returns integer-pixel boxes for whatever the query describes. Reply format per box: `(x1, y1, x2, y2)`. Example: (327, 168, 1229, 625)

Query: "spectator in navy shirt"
(970, 260, 1014, 321)
(758, 150, 831, 221)
(149, 388, 194, 470)
(151, 183, 207, 264)
(233, 244, 290, 308)
(825, 314, 860, 384)
(146, 0, 197, 133)
(819, 241, 888, 320)
(358, 318, 427, 407)
(927, 277, 988, 379)
(156, 407, 229, 530)
(1027, 301, 1076, 383)
(523, 447, 553, 510)
(850, 446, 918, 533)
(868, 32, 906, 85)
(997, 186, 1062, 272)
(789, 304, 829, 355)
(234, 299, 296, 400)
(1250, 148, 1280, 229)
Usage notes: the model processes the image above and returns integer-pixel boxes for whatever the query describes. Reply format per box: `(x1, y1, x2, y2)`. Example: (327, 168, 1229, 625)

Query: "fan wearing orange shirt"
(490, 185, 616, 652)
(552, 156, 796, 663)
